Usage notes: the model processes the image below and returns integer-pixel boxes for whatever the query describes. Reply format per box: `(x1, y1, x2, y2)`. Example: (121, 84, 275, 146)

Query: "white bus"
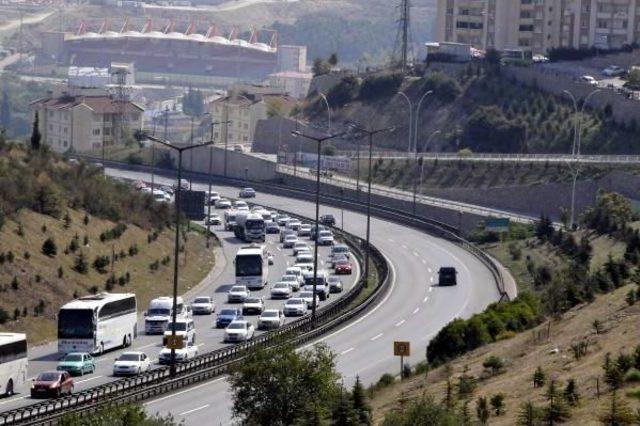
(0, 333, 27, 396)
(235, 245, 269, 289)
(58, 293, 137, 355)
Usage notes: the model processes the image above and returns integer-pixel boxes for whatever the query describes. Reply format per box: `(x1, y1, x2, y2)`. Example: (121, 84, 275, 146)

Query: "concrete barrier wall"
(172, 146, 277, 181)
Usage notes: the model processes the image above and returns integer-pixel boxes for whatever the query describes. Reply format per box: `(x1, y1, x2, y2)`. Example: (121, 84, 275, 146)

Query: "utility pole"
(393, 0, 412, 72)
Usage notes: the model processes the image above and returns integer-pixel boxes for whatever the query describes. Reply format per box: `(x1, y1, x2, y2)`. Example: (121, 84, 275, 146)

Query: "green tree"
(599, 390, 636, 425)
(476, 396, 490, 424)
(517, 401, 542, 426)
(30, 111, 42, 151)
(73, 252, 88, 274)
(351, 376, 371, 424)
(482, 355, 505, 376)
(312, 58, 331, 76)
(229, 344, 340, 425)
(41, 237, 57, 257)
(490, 393, 505, 416)
(533, 366, 546, 388)
(60, 403, 178, 425)
(543, 380, 571, 423)
(328, 52, 339, 66)
(563, 378, 580, 406)
(582, 192, 634, 234)
(381, 396, 460, 426)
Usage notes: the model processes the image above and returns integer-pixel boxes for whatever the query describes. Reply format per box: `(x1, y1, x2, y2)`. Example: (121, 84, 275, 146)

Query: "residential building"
(30, 90, 143, 153)
(267, 71, 313, 99)
(208, 94, 267, 147)
(436, 0, 640, 53)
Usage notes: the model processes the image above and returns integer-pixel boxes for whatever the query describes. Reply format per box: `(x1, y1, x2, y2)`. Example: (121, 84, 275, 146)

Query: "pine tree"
(544, 380, 571, 423)
(63, 212, 72, 229)
(351, 375, 371, 424)
(599, 390, 636, 425)
(533, 366, 546, 388)
(73, 253, 88, 274)
(490, 393, 505, 416)
(30, 111, 42, 151)
(563, 378, 580, 406)
(41, 237, 57, 257)
(476, 396, 490, 424)
(0, 89, 10, 128)
(517, 401, 541, 426)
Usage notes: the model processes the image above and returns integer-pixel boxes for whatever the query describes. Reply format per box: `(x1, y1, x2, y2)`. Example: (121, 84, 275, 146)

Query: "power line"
(392, 0, 413, 72)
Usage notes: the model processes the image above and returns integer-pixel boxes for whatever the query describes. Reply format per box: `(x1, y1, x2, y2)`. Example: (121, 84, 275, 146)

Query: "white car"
(276, 215, 291, 226)
(163, 318, 196, 346)
(215, 198, 232, 209)
(602, 65, 625, 76)
(258, 309, 285, 330)
(205, 214, 222, 226)
(237, 205, 250, 212)
(113, 351, 151, 376)
(158, 344, 198, 364)
(191, 296, 215, 315)
(233, 200, 248, 209)
(298, 291, 320, 309)
(283, 234, 298, 248)
(242, 297, 265, 315)
(280, 274, 301, 291)
(140, 187, 152, 194)
(239, 188, 256, 198)
(580, 75, 598, 86)
(317, 230, 334, 246)
(152, 189, 170, 203)
(228, 285, 250, 303)
(298, 223, 312, 237)
(283, 298, 307, 316)
(270, 282, 293, 299)
(286, 220, 302, 231)
(251, 205, 264, 212)
(208, 191, 221, 205)
(292, 242, 310, 256)
(285, 266, 304, 283)
(224, 320, 255, 343)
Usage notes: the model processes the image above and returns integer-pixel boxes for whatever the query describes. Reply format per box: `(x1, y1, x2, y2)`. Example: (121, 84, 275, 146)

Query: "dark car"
(310, 225, 328, 241)
(334, 259, 353, 275)
(438, 267, 458, 286)
(30, 371, 74, 398)
(265, 221, 280, 234)
(327, 276, 343, 293)
(320, 214, 336, 226)
(215, 308, 243, 328)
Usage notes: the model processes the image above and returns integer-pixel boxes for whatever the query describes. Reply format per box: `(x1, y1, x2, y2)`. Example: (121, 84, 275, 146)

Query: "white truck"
(224, 209, 239, 231)
(234, 211, 266, 242)
(144, 296, 188, 334)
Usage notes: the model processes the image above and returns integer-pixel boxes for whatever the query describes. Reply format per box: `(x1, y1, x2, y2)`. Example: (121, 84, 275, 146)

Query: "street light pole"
(135, 131, 213, 377)
(413, 129, 440, 215)
(340, 187, 344, 232)
(292, 129, 344, 323)
(414, 91, 433, 154)
(397, 92, 413, 153)
(189, 115, 194, 190)
(318, 92, 331, 133)
(563, 89, 599, 230)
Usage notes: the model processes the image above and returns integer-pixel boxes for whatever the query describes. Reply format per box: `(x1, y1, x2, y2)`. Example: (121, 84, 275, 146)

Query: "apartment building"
(209, 94, 267, 147)
(436, 0, 640, 53)
(31, 91, 143, 153)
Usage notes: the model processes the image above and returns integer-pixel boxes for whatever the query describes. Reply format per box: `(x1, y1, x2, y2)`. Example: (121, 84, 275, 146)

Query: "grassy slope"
(0, 209, 216, 345)
(371, 284, 640, 424)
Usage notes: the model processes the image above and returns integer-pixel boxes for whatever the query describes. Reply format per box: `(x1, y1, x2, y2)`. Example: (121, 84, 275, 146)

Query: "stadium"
(43, 20, 306, 85)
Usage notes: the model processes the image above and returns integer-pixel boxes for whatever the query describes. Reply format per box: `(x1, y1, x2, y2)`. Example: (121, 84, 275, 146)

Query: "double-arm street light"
(318, 92, 331, 133)
(350, 124, 395, 286)
(135, 130, 214, 376)
(204, 118, 231, 249)
(291, 128, 345, 322)
(413, 129, 441, 214)
(563, 89, 600, 230)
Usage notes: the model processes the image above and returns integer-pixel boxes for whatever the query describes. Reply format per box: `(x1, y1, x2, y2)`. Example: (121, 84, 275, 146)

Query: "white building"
(267, 71, 313, 99)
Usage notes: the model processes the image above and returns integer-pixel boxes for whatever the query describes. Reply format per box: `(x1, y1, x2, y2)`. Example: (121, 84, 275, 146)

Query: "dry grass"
(370, 284, 640, 424)
(0, 209, 215, 345)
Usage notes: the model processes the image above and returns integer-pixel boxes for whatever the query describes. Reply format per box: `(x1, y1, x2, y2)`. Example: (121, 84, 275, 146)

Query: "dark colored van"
(438, 267, 458, 286)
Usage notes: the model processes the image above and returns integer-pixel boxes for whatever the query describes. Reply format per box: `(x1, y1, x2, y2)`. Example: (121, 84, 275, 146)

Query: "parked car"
(215, 308, 243, 328)
(239, 188, 256, 198)
(56, 352, 95, 376)
(215, 198, 232, 209)
(602, 65, 625, 76)
(266, 221, 280, 234)
(258, 309, 285, 330)
(31, 371, 73, 398)
(206, 214, 222, 226)
(233, 144, 245, 153)
(320, 214, 336, 226)
(113, 351, 151, 376)
(242, 297, 265, 315)
(191, 296, 215, 315)
(334, 259, 353, 275)
(438, 267, 458, 286)
(270, 282, 293, 299)
(328, 276, 344, 293)
(228, 285, 251, 303)
(283, 298, 307, 316)
(224, 320, 255, 342)
(580, 75, 599, 86)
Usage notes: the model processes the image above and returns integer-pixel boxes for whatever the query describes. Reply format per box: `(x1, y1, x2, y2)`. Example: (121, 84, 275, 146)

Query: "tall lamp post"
(318, 92, 331, 133)
(563, 89, 599, 230)
(396, 92, 413, 153)
(134, 130, 213, 377)
(292, 129, 344, 322)
(413, 91, 433, 154)
(350, 124, 395, 286)
(413, 129, 440, 214)
(204, 118, 231, 249)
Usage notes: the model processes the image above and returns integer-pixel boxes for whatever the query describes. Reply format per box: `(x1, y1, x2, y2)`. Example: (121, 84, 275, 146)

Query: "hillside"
(0, 142, 216, 344)
(371, 284, 640, 424)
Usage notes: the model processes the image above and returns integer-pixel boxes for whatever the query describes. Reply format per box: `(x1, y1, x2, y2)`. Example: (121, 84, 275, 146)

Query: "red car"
(334, 260, 352, 275)
(30, 371, 74, 398)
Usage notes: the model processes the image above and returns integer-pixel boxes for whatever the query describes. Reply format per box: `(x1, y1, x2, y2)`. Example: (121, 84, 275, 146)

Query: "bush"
(99, 223, 127, 242)
(326, 75, 360, 107)
(92, 255, 110, 274)
(624, 368, 640, 383)
(41, 237, 57, 257)
(0, 308, 8, 324)
(375, 373, 395, 389)
(10, 276, 18, 290)
(73, 253, 88, 274)
(359, 72, 404, 100)
(483, 355, 505, 376)
(422, 72, 461, 103)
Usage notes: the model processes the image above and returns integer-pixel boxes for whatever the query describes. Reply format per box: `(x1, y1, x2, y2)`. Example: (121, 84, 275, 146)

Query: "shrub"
(533, 366, 546, 388)
(10, 276, 18, 290)
(624, 368, 640, 383)
(376, 373, 395, 389)
(149, 260, 160, 272)
(128, 244, 139, 256)
(0, 308, 8, 324)
(457, 374, 478, 398)
(41, 237, 57, 257)
(422, 72, 462, 103)
(490, 393, 505, 416)
(92, 255, 110, 274)
(73, 253, 88, 274)
(57, 266, 64, 278)
(326, 75, 360, 107)
(100, 223, 128, 242)
(483, 355, 505, 376)
(359, 72, 404, 100)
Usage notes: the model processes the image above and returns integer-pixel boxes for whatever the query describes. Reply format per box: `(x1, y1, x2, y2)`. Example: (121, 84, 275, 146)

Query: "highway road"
(0, 192, 358, 413)
(101, 168, 504, 425)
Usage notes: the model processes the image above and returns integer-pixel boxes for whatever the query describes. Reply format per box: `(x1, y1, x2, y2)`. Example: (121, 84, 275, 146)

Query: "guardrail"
(0, 176, 389, 426)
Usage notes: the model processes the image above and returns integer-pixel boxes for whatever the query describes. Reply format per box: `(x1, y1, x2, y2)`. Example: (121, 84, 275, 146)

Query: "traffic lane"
(0, 226, 358, 411)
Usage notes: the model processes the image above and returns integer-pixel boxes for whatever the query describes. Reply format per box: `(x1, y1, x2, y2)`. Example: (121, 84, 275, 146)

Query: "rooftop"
(31, 94, 144, 114)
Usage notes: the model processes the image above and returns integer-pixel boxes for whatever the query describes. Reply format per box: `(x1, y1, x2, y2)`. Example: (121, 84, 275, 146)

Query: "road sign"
(485, 217, 510, 233)
(394, 341, 410, 356)
(179, 190, 206, 220)
(165, 334, 184, 350)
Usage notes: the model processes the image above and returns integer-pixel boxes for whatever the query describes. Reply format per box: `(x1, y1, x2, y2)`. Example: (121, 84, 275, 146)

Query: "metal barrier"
(0, 175, 390, 426)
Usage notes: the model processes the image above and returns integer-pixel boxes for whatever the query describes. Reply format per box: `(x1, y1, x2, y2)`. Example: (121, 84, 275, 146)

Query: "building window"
(243, 123, 248, 130)
(104, 127, 110, 136)
(48, 124, 53, 131)
(93, 129, 101, 136)
(63, 140, 68, 147)
(48, 111, 53, 118)
(63, 127, 68, 134)
(214, 132, 219, 138)
(243, 136, 248, 142)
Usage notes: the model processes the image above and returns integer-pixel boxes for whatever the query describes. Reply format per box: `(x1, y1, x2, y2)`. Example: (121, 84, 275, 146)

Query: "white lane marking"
(179, 404, 210, 416)
(340, 348, 354, 355)
(422, 259, 427, 265)
(413, 308, 420, 314)
(136, 343, 157, 350)
(144, 378, 226, 405)
(427, 268, 432, 273)
(429, 287, 433, 292)
(76, 375, 103, 384)
(430, 277, 434, 283)
(388, 238, 395, 243)
(370, 333, 383, 341)
(300, 251, 396, 349)
(395, 320, 405, 327)
(0, 396, 26, 406)
(401, 244, 408, 250)
(412, 251, 419, 257)
(276, 247, 282, 251)
(423, 296, 428, 303)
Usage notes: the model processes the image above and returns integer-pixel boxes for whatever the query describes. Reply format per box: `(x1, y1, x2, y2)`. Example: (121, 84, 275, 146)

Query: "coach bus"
(235, 245, 269, 289)
(0, 333, 27, 396)
(58, 293, 137, 355)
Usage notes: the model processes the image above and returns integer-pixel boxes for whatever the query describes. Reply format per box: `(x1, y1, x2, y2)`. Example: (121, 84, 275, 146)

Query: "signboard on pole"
(394, 341, 411, 356)
(179, 190, 206, 221)
(165, 334, 184, 350)
(485, 217, 510, 233)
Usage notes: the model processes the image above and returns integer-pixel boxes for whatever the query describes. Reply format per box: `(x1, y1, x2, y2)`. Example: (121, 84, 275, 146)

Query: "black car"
(320, 214, 336, 226)
(327, 276, 343, 293)
(438, 267, 458, 286)
(265, 221, 280, 234)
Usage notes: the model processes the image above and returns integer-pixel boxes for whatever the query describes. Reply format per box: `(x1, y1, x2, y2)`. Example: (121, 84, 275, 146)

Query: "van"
(162, 317, 196, 346)
(144, 296, 188, 334)
(303, 270, 330, 301)
(438, 267, 458, 286)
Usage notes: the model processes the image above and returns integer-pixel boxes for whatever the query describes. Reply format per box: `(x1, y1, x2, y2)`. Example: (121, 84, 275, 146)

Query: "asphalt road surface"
(102, 168, 502, 425)
(0, 187, 358, 413)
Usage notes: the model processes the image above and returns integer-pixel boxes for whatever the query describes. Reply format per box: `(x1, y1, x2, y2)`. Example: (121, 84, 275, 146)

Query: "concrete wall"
(173, 146, 277, 181)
